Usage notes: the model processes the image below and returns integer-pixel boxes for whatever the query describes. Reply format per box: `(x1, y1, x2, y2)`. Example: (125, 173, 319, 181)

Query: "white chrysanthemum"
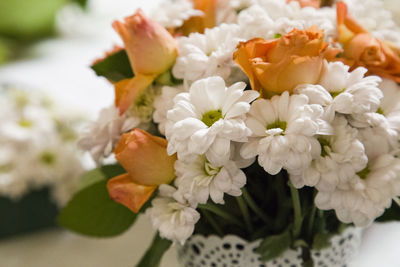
(172, 24, 243, 82)
(245, 0, 336, 40)
(343, 0, 400, 46)
(216, 0, 256, 24)
(166, 76, 259, 166)
(0, 87, 83, 206)
(0, 104, 54, 144)
(146, 184, 200, 244)
(153, 85, 187, 135)
(241, 92, 330, 176)
(315, 153, 400, 227)
(152, 0, 203, 28)
(351, 79, 400, 132)
(175, 156, 246, 206)
(378, 79, 400, 133)
(237, 5, 275, 40)
(347, 79, 400, 154)
(291, 116, 368, 190)
(295, 61, 382, 117)
(78, 105, 140, 164)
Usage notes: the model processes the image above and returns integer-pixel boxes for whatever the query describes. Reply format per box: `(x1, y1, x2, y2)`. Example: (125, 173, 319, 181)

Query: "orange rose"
(336, 1, 400, 82)
(107, 129, 177, 213)
(287, 0, 321, 9)
(234, 27, 339, 98)
(112, 9, 178, 114)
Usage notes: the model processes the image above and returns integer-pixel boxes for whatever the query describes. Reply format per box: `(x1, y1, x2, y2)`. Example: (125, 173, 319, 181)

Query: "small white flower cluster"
(79, 86, 158, 164)
(0, 86, 84, 206)
(292, 63, 400, 227)
(147, 76, 256, 243)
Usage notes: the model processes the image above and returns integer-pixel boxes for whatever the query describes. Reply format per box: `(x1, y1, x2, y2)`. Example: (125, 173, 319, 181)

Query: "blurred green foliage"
(0, 0, 87, 64)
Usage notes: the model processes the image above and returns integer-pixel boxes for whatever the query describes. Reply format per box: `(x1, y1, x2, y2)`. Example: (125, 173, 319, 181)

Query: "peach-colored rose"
(287, 0, 321, 9)
(234, 27, 339, 98)
(107, 129, 177, 213)
(336, 1, 400, 82)
(112, 9, 178, 113)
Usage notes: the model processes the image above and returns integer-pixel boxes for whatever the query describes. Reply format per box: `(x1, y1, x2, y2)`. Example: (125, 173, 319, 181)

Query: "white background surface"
(1, 0, 400, 266)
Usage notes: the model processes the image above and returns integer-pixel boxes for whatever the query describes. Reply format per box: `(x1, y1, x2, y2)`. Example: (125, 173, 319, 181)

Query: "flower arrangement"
(58, 0, 400, 266)
(0, 85, 83, 238)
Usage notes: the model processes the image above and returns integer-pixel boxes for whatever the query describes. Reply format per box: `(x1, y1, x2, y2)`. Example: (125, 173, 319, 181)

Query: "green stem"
(198, 203, 245, 228)
(307, 191, 317, 240)
(242, 188, 271, 224)
(201, 210, 224, 236)
(289, 183, 302, 238)
(236, 195, 253, 233)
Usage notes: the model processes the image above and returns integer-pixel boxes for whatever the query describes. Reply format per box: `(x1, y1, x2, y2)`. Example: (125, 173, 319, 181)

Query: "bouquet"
(0, 85, 83, 238)
(59, 0, 400, 266)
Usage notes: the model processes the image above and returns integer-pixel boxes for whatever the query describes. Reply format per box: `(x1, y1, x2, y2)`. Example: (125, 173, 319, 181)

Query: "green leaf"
(136, 233, 172, 267)
(255, 228, 291, 261)
(377, 202, 400, 222)
(91, 49, 134, 82)
(71, 0, 88, 8)
(100, 164, 126, 179)
(57, 180, 136, 237)
(77, 164, 125, 190)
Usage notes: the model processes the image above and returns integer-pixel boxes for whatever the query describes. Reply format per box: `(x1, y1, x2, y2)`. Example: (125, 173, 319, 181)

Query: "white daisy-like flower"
(295, 61, 383, 117)
(216, 0, 256, 24)
(315, 153, 400, 227)
(153, 85, 187, 135)
(378, 79, 400, 133)
(350, 79, 400, 132)
(175, 156, 246, 206)
(172, 24, 243, 82)
(0, 104, 54, 144)
(78, 105, 140, 164)
(166, 76, 259, 166)
(347, 79, 400, 154)
(291, 116, 368, 190)
(237, 5, 275, 40)
(146, 184, 200, 244)
(152, 0, 203, 28)
(241, 91, 330, 177)
(250, 0, 336, 40)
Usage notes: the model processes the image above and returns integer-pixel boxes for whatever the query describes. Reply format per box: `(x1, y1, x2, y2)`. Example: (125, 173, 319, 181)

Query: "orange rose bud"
(107, 129, 177, 212)
(112, 9, 178, 113)
(336, 1, 400, 82)
(107, 173, 156, 213)
(287, 0, 321, 9)
(234, 27, 339, 98)
(112, 9, 178, 75)
(114, 129, 177, 186)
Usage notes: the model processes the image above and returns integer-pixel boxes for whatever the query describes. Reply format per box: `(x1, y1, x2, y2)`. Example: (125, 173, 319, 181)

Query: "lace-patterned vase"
(177, 227, 362, 267)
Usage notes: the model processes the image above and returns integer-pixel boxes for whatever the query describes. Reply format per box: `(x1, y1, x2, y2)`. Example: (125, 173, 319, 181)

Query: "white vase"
(177, 227, 362, 267)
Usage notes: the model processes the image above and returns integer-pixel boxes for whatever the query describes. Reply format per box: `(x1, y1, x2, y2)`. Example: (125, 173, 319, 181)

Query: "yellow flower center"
(330, 88, 346, 98)
(318, 137, 331, 157)
(376, 107, 384, 115)
(267, 121, 287, 131)
(202, 109, 223, 127)
(357, 166, 370, 179)
(18, 119, 33, 128)
(40, 151, 56, 165)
